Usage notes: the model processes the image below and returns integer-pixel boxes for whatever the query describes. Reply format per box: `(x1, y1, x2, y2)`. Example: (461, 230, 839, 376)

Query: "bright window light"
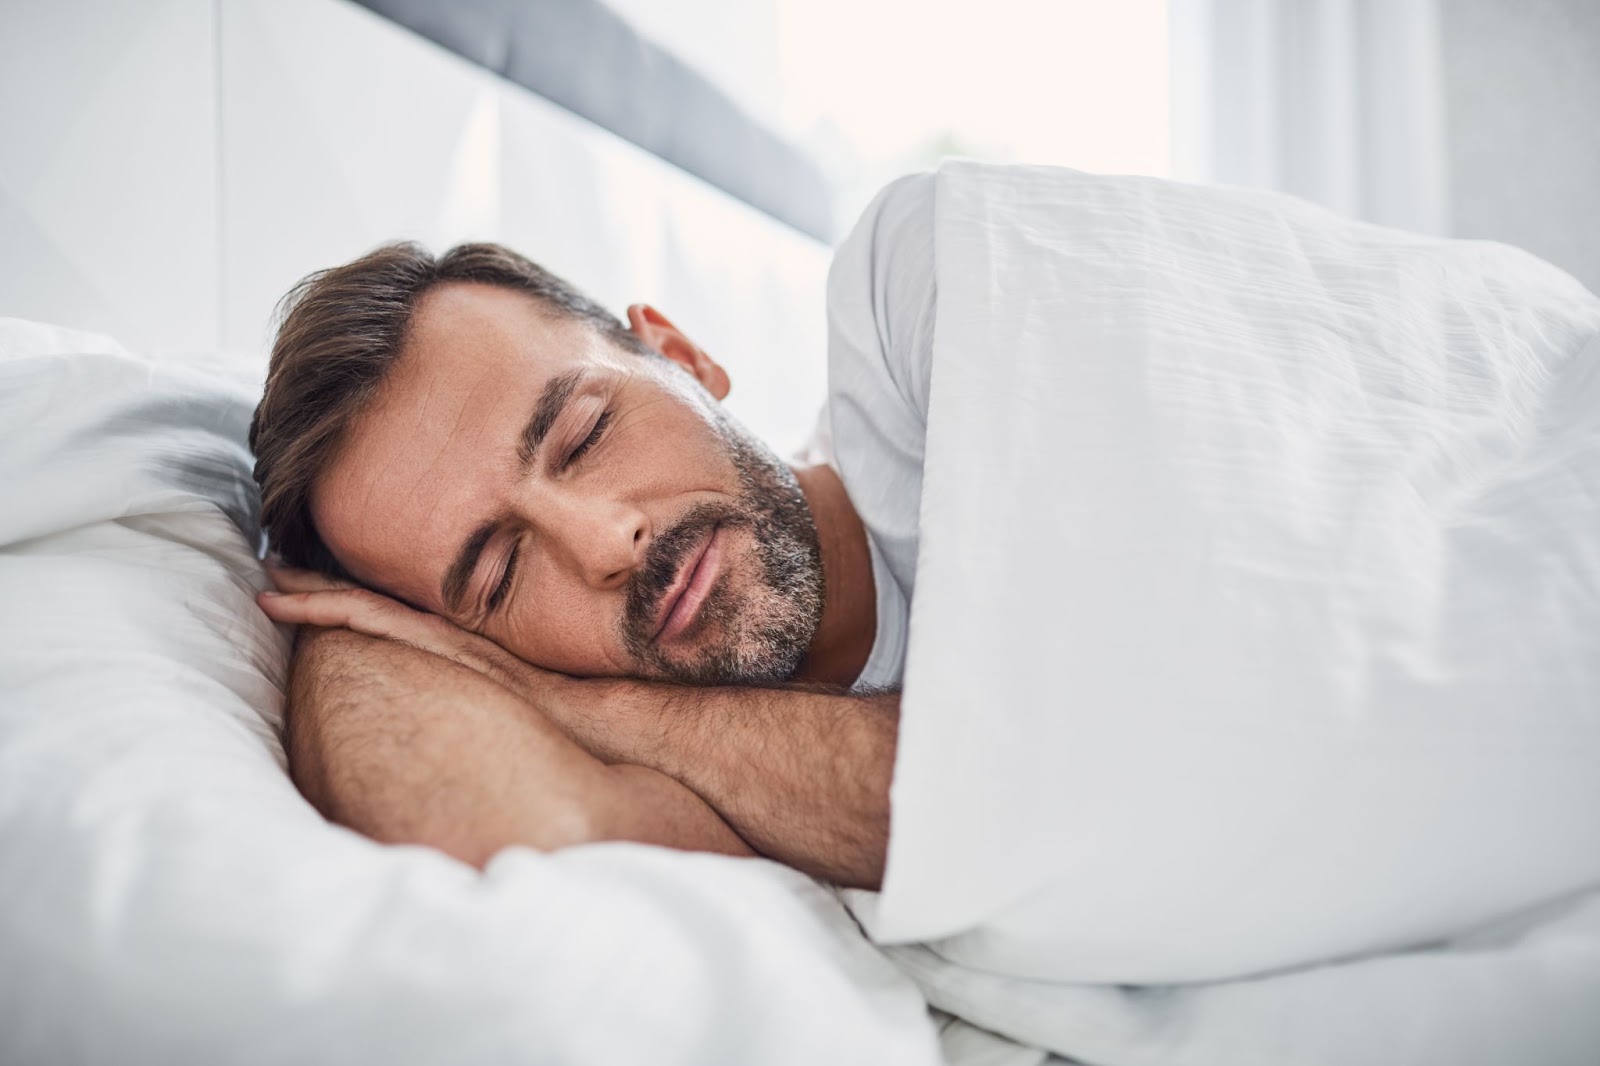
(775, 0, 1172, 224)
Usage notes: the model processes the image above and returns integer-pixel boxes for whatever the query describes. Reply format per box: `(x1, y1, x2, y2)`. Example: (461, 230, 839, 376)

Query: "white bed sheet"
(894, 890, 1600, 1066)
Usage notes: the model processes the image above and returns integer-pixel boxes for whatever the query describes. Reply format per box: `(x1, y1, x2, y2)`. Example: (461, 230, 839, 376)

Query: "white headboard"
(0, 0, 832, 453)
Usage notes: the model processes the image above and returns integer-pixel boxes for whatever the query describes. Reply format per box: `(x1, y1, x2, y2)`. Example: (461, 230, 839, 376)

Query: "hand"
(257, 563, 569, 709)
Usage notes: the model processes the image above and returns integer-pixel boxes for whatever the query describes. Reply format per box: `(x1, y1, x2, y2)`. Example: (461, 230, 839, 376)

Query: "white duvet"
(848, 162, 1600, 1062)
(0, 320, 940, 1065)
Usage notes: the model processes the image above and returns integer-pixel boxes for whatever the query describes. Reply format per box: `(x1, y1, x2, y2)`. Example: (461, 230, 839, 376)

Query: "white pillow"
(0, 319, 939, 1066)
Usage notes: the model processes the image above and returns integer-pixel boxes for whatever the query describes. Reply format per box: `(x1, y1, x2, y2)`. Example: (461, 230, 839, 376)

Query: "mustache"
(623, 502, 745, 641)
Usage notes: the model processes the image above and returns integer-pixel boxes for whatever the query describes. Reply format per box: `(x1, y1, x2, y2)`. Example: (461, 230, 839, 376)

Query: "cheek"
(614, 392, 732, 490)
(493, 571, 631, 677)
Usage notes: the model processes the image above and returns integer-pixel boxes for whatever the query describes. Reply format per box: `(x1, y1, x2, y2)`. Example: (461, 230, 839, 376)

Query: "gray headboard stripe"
(350, 0, 836, 241)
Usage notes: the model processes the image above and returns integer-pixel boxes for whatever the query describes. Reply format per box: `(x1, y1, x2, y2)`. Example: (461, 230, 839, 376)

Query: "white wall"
(1442, 0, 1600, 293)
(0, 0, 831, 454)
(0, 0, 220, 355)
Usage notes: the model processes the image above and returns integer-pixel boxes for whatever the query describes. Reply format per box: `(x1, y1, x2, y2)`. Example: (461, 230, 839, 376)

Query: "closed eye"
(564, 409, 612, 468)
(487, 541, 520, 612)
(484, 409, 609, 615)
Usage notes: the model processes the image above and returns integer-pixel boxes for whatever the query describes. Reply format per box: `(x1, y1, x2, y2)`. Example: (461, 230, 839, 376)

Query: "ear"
(626, 304, 731, 401)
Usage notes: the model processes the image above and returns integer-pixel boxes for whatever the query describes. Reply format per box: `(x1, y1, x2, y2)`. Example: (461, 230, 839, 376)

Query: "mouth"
(651, 523, 724, 644)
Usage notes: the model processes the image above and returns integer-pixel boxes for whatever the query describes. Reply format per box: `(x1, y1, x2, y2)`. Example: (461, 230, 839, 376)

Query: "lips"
(651, 523, 723, 643)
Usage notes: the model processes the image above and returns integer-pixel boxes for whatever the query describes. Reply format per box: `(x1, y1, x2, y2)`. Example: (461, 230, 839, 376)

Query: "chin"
(647, 568, 813, 687)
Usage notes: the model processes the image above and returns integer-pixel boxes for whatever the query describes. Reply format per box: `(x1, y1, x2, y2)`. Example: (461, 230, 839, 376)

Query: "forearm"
(548, 680, 897, 889)
(285, 627, 753, 866)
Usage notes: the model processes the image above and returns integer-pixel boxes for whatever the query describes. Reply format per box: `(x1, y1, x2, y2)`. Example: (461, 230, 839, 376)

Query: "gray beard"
(619, 419, 825, 686)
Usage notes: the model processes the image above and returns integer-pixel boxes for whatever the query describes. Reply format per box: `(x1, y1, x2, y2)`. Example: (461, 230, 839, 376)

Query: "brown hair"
(248, 241, 652, 578)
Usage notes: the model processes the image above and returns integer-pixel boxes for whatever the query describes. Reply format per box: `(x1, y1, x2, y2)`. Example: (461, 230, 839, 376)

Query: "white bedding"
(852, 162, 1600, 1061)
(9, 156, 1600, 1065)
(893, 891, 1600, 1066)
(0, 319, 941, 1065)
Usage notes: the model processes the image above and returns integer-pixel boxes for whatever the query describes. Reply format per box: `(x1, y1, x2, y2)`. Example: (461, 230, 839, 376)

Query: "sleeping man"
(249, 177, 937, 889)
(251, 163, 1600, 988)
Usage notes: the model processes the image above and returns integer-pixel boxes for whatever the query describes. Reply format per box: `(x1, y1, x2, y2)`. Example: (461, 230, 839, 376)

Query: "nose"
(530, 490, 650, 591)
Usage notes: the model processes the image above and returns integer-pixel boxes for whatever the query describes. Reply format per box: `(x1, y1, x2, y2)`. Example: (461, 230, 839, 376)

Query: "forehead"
(405, 281, 607, 381)
(309, 281, 623, 604)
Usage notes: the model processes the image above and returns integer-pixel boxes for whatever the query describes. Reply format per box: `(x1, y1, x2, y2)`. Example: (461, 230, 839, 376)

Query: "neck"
(790, 462, 877, 688)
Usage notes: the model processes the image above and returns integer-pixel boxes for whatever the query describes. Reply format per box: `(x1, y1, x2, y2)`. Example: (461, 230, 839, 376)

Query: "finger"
(257, 589, 524, 691)
(257, 589, 358, 629)
(257, 588, 410, 640)
(263, 563, 359, 595)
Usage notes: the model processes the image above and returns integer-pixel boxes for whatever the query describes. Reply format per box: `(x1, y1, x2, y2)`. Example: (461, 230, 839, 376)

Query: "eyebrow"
(440, 369, 587, 613)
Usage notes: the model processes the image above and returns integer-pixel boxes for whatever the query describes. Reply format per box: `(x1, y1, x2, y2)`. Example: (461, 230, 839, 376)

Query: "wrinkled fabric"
(864, 163, 1600, 990)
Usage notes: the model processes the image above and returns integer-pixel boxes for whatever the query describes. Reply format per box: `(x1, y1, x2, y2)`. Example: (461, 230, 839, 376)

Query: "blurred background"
(2, 0, 1596, 450)
(610, 0, 1597, 287)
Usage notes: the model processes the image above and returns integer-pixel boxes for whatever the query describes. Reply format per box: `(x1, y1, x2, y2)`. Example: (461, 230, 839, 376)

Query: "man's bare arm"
(543, 680, 898, 890)
(285, 626, 755, 867)
(260, 576, 891, 886)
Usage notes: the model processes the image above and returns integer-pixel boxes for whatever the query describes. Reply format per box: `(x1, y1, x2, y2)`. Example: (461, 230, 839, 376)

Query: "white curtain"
(1170, 0, 1450, 236)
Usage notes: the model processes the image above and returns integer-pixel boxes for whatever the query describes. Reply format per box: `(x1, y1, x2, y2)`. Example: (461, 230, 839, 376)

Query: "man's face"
(310, 282, 824, 684)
